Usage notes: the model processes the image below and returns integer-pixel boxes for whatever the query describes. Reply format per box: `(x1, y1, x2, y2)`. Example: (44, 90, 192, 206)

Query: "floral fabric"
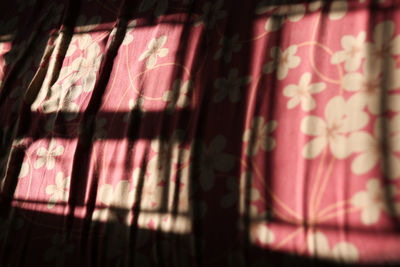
(0, 0, 400, 266)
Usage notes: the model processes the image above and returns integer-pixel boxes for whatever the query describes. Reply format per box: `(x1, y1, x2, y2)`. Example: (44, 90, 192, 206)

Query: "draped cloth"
(0, 0, 400, 266)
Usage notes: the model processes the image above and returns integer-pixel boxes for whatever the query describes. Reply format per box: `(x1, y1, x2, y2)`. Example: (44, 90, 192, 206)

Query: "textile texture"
(0, 0, 400, 266)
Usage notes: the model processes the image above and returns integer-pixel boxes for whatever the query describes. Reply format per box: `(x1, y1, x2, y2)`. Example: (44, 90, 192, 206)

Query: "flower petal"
(330, 135, 351, 159)
(34, 158, 45, 169)
(254, 225, 274, 245)
(388, 154, 400, 179)
(302, 137, 327, 159)
(374, 21, 394, 47)
(348, 131, 375, 153)
(307, 232, 330, 257)
(301, 116, 326, 136)
(351, 151, 379, 175)
(332, 242, 359, 262)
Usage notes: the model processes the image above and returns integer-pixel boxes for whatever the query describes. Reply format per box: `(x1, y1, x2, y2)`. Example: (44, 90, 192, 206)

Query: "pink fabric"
(0, 0, 400, 266)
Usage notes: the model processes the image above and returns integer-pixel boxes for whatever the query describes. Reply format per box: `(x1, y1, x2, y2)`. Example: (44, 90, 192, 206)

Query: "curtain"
(0, 0, 399, 266)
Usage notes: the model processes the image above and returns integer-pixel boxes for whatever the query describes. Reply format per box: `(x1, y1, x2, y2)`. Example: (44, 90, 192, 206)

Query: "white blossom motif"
(136, 168, 164, 211)
(62, 34, 103, 92)
(148, 131, 191, 177)
(45, 172, 70, 209)
(342, 61, 400, 115)
(146, 131, 191, 209)
(44, 234, 74, 267)
(65, 15, 101, 57)
(250, 224, 274, 246)
(256, 2, 306, 32)
(214, 35, 242, 63)
(198, 135, 235, 191)
(213, 69, 251, 103)
(263, 45, 301, 80)
(93, 179, 136, 224)
(34, 139, 65, 170)
(308, 232, 359, 263)
(18, 162, 29, 178)
(331, 31, 368, 72)
(349, 116, 400, 179)
(328, 1, 348, 21)
(283, 72, 326, 111)
(301, 96, 368, 159)
(364, 21, 400, 71)
(162, 79, 193, 110)
(308, 1, 323, 12)
(194, 0, 226, 29)
(139, 35, 168, 69)
(351, 179, 400, 225)
(109, 20, 136, 46)
(123, 98, 146, 122)
(243, 117, 277, 156)
(139, 0, 168, 17)
(41, 84, 83, 120)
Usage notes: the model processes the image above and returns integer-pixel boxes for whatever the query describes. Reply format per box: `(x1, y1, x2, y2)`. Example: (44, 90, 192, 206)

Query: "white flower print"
(331, 31, 368, 72)
(194, 0, 226, 29)
(198, 135, 235, 191)
(349, 116, 400, 178)
(45, 172, 70, 209)
(123, 98, 146, 122)
(34, 139, 65, 170)
(256, 2, 306, 32)
(263, 45, 301, 80)
(94, 179, 136, 224)
(149, 131, 191, 171)
(328, 1, 348, 21)
(167, 165, 190, 212)
(214, 34, 242, 63)
(250, 224, 274, 246)
(62, 34, 102, 92)
(213, 69, 251, 103)
(342, 61, 400, 115)
(139, 35, 168, 69)
(109, 20, 136, 46)
(41, 84, 83, 120)
(351, 179, 400, 225)
(146, 131, 191, 208)
(162, 79, 193, 110)
(301, 96, 368, 159)
(18, 162, 29, 178)
(66, 15, 101, 57)
(308, 1, 323, 12)
(308, 232, 359, 263)
(364, 21, 400, 72)
(243, 117, 277, 156)
(283, 72, 326, 111)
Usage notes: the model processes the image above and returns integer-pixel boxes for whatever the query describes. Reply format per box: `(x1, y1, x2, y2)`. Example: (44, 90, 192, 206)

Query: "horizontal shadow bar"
(0, 205, 399, 266)
(8, 197, 400, 236)
(18, 107, 194, 141)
